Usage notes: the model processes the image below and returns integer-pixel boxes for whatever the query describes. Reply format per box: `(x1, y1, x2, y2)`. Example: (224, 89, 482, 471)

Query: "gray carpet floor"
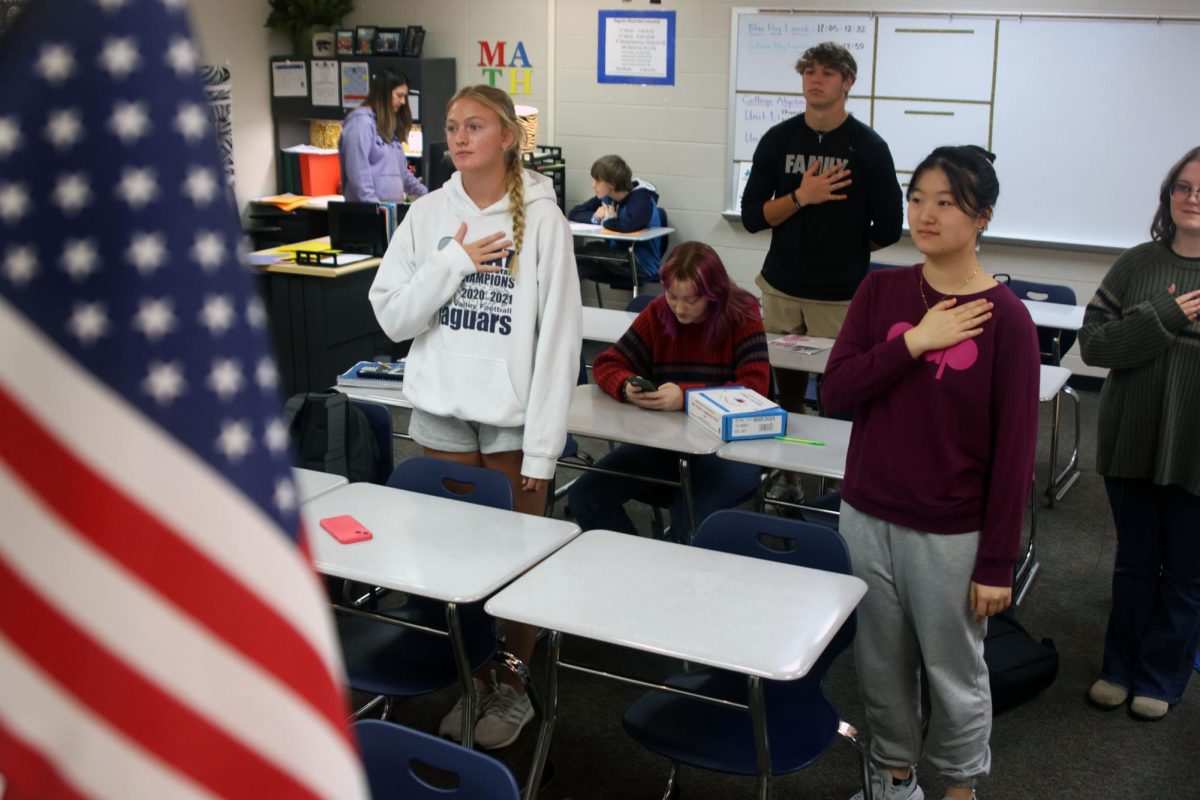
(365, 386, 1194, 800)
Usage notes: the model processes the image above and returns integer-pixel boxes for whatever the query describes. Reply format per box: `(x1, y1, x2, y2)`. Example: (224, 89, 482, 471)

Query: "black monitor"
(426, 141, 457, 191)
(328, 201, 388, 256)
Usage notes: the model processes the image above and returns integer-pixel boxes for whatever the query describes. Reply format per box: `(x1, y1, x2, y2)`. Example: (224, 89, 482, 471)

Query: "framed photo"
(355, 25, 377, 55)
(402, 25, 425, 58)
(374, 28, 403, 55)
(335, 29, 354, 56)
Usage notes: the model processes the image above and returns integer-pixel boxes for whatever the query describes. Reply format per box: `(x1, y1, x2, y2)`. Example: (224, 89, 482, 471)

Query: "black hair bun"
(966, 144, 997, 165)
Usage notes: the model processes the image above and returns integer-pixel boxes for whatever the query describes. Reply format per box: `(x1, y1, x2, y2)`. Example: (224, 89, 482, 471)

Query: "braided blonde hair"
(446, 85, 526, 279)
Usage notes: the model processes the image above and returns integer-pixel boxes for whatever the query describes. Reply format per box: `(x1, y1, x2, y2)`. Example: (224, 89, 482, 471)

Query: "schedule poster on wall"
(598, 9, 676, 85)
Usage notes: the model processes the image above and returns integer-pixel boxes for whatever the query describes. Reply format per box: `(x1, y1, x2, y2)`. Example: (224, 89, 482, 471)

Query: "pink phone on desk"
(320, 515, 373, 544)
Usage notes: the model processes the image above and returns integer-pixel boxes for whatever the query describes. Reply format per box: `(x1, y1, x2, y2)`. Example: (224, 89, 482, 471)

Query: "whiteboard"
(727, 8, 1200, 250)
(990, 18, 1200, 249)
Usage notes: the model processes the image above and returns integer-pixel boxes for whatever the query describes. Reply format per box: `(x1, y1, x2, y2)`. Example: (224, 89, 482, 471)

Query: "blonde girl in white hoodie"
(369, 85, 582, 749)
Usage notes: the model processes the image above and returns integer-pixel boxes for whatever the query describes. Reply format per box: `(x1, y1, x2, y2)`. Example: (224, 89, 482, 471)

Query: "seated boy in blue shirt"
(568, 154, 663, 283)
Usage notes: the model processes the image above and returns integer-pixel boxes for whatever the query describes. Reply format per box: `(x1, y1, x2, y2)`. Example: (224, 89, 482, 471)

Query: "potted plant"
(265, 0, 356, 57)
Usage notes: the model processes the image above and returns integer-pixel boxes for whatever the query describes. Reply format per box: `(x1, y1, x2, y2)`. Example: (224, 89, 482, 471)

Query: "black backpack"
(284, 391, 380, 483)
(984, 610, 1059, 714)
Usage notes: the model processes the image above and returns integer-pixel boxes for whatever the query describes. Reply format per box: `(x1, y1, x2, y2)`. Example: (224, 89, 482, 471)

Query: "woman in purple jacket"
(822, 145, 1039, 800)
(338, 69, 427, 202)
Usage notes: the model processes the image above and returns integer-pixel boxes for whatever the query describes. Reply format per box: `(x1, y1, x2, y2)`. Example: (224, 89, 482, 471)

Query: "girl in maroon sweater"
(822, 147, 1039, 800)
(567, 241, 770, 539)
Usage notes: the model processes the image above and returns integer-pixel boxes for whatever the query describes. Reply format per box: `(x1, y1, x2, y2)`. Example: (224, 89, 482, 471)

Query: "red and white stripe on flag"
(0, 0, 367, 795)
(0, 301, 367, 798)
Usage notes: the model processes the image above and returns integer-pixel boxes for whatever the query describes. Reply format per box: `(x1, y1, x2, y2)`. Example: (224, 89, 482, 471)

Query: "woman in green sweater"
(1080, 146, 1200, 721)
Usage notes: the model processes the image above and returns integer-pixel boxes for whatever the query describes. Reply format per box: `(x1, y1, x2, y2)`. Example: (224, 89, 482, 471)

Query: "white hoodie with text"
(369, 169, 582, 479)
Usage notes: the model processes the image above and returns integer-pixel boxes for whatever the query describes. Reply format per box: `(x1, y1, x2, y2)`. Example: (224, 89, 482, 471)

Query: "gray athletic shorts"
(408, 408, 524, 455)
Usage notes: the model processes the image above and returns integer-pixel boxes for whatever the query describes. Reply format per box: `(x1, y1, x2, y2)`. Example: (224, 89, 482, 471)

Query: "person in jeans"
(567, 241, 768, 541)
(568, 154, 663, 283)
(821, 145, 1039, 800)
(1081, 146, 1200, 721)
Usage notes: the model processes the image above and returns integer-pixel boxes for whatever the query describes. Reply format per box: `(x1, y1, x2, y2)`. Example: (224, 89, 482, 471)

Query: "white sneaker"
(437, 677, 492, 742)
(473, 680, 534, 750)
(849, 767, 924, 800)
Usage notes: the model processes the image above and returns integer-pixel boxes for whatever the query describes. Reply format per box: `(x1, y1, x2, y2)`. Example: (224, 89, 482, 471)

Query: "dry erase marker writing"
(774, 436, 825, 446)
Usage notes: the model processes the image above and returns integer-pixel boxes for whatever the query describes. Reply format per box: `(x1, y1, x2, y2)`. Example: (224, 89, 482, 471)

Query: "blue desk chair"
(622, 510, 870, 799)
(625, 292, 656, 314)
(998, 276, 1082, 506)
(348, 399, 394, 485)
(354, 719, 519, 800)
(800, 489, 843, 529)
(335, 458, 513, 720)
(386, 456, 514, 509)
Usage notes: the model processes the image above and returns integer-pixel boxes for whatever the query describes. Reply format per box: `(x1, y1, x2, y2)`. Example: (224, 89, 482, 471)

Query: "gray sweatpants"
(841, 502, 992, 788)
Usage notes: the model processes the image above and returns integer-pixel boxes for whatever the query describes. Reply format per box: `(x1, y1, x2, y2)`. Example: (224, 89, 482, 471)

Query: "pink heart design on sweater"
(887, 321, 979, 380)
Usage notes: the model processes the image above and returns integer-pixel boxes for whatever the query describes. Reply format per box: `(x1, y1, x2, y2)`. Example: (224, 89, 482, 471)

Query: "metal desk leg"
(446, 602, 477, 751)
(1047, 386, 1082, 504)
(678, 456, 696, 545)
(628, 243, 639, 298)
(1046, 389, 1063, 507)
(1014, 475, 1040, 605)
(525, 630, 562, 800)
(748, 675, 773, 800)
(754, 468, 769, 513)
(1042, 332, 1080, 506)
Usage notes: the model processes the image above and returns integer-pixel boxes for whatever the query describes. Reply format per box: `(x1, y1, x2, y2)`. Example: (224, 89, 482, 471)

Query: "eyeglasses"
(1170, 182, 1200, 201)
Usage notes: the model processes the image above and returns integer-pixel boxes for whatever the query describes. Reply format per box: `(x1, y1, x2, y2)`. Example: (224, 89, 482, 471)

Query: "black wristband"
(790, 189, 802, 209)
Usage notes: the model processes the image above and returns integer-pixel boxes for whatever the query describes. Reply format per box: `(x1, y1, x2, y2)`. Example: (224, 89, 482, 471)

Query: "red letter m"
(478, 40, 506, 66)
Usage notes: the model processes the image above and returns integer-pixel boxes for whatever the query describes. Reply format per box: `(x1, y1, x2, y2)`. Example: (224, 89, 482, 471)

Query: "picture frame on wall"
(403, 25, 425, 58)
(335, 29, 354, 56)
(355, 25, 377, 55)
(374, 28, 403, 55)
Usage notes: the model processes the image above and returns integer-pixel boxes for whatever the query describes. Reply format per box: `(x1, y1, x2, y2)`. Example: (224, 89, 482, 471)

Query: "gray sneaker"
(437, 677, 492, 742)
(849, 767, 924, 800)
(473, 680, 534, 750)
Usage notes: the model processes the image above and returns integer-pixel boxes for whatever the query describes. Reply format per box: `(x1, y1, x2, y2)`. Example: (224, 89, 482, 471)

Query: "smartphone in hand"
(320, 515, 373, 544)
(628, 375, 658, 392)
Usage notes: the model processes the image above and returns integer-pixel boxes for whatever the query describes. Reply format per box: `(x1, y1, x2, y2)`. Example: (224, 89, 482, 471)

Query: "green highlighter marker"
(774, 435, 826, 446)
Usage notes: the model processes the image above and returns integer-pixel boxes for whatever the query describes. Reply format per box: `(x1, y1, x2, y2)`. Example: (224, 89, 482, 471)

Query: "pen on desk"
(774, 436, 826, 446)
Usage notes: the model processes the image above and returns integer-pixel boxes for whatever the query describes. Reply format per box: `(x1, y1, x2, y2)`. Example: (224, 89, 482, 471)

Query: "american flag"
(0, 1, 366, 797)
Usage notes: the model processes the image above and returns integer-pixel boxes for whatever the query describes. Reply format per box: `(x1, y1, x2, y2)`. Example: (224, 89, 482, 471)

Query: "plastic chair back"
(694, 510, 856, 665)
(656, 207, 670, 259)
(1002, 278, 1078, 364)
(800, 490, 842, 531)
(354, 719, 520, 800)
(625, 293, 656, 314)
(348, 399, 394, 484)
(387, 456, 513, 511)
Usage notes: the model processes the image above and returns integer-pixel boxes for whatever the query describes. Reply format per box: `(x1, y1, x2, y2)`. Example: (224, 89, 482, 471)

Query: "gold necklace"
(920, 265, 981, 310)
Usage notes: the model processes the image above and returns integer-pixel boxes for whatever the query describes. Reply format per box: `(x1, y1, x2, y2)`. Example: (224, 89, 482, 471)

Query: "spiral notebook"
(336, 360, 405, 389)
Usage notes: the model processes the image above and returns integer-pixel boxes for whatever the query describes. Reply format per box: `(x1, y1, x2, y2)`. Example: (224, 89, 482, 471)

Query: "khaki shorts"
(755, 273, 851, 337)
